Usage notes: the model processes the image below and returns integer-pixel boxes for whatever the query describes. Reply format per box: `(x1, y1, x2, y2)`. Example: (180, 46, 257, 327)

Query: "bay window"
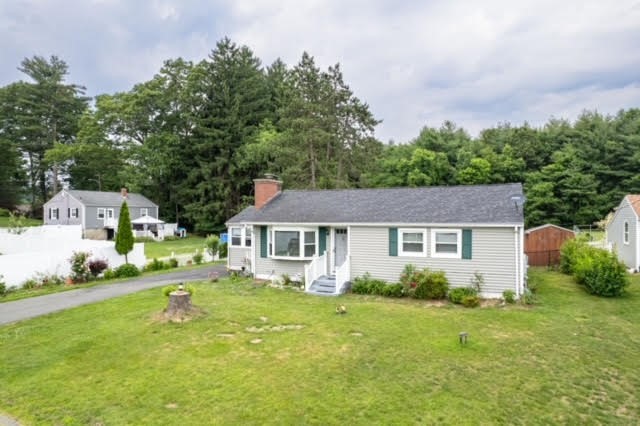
(271, 227, 317, 259)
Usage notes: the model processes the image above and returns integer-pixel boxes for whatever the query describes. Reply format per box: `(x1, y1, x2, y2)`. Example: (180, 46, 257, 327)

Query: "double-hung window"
(140, 208, 148, 216)
(231, 227, 243, 247)
(49, 208, 59, 220)
(398, 229, 426, 257)
(431, 229, 462, 258)
(624, 221, 629, 244)
(271, 227, 316, 259)
(97, 208, 105, 220)
(230, 226, 252, 248)
(68, 208, 78, 218)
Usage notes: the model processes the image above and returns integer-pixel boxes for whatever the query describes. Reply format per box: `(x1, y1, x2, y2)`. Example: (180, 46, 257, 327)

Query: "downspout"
(251, 226, 256, 276)
(520, 225, 525, 296)
(226, 227, 230, 271)
(514, 226, 520, 298)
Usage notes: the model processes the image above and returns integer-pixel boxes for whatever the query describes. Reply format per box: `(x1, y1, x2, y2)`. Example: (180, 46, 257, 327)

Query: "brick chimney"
(121, 187, 128, 198)
(254, 176, 282, 209)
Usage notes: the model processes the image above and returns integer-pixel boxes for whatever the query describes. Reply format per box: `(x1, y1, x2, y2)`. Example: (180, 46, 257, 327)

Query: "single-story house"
(524, 224, 575, 267)
(606, 194, 640, 271)
(43, 188, 159, 240)
(226, 177, 527, 298)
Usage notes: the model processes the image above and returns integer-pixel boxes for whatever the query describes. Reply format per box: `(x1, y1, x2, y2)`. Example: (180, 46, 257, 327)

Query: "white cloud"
(1, 0, 639, 141)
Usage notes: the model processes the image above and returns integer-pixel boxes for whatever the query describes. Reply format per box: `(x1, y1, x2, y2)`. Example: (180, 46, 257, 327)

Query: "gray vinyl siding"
(85, 205, 159, 229)
(228, 247, 251, 271)
(350, 226, 518, 297)
(253, 228, 308, 279)
(43, 192, 83, 226)
(607, 200, 637, 269)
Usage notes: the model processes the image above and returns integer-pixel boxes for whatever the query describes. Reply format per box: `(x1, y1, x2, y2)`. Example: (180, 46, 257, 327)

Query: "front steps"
(306, 275, 337, 296)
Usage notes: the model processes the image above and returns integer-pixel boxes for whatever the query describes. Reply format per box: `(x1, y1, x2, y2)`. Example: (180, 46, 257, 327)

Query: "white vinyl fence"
(0, 225, 145, 288)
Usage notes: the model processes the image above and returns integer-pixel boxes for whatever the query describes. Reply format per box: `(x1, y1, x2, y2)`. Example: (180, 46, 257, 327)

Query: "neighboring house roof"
(525, 224, 575, 234)
(626, 195, 640, 217)
(65, 190, 158, 208)
(227, 183, 524, 225)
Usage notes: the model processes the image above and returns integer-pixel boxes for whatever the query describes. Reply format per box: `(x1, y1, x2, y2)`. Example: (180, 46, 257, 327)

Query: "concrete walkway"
(0, 265, 227, 326)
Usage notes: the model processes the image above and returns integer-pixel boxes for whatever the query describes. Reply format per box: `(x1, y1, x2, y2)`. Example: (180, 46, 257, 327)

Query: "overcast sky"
(1, 0, 639, 142)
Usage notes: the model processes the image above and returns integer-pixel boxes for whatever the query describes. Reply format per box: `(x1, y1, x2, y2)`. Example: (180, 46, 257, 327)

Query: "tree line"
(1, 37, 639, 231)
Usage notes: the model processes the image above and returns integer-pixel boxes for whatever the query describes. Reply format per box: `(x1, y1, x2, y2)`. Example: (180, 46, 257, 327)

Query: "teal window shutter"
(389, 228, 398, 256)
(260, 226, 268, 258)
(462, 229, 472, 259)
(319, 227, 327, 255)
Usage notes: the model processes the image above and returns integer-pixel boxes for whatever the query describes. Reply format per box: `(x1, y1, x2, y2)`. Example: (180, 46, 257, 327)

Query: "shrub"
(462, 295, 480, 308)
(526, 273, 540, 293)
(163, 235, 179, 241)
(36, 273, 64, 287)
(352, 273, 390, 296)
(103, 269, 116, 280)
(205, 234, 220, 258)
(573, 248, 629, 297)
(88, 259, 109, 277)
(0, 208, 10, 217)
(502, 289, 516, 304)
(399, 264, 418, 295)
(470, 272, 484, 293)
(559, 237, 588, 274)
(0, 275, 6, 296)
(281, 274, 293, 286)
(22, 279, 38, 289)
(162, 284, 195, 297)
(144, 258, 168, 272)
(168, 258, 179, 268)
(381, 283, 404, 298)
(413, 269, 449, 299)
(218, 242, 228, 259)
(114, 263, 140, 278)
(192, 252, 204, 265)
(448, 287, 477, 304)
(521, 289, 536, 305)
(69, 251, 91, 283)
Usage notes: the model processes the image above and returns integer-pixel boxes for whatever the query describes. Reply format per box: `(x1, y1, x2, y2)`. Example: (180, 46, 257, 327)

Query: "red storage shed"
(525, 224, 575, 267)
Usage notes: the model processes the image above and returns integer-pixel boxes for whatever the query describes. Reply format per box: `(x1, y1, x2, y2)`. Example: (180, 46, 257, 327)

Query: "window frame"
(50, 208, 59, 220)
(270, 226, 317, 260)
(624, 220, 629, 245)
(431, 229, 462, 259)
(140, 208, 148, 216)
(107, 208, 114, 219)
(97, 208, 105, 220)
(398, 228, 427, 257)
(230, 227, 243, 247)
(229, 226, 253, 248)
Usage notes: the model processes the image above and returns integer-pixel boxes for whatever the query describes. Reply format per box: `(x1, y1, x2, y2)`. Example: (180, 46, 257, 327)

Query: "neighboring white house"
(43, 188, 160, 240)
(226, 177, 527, 298)
(606, 194, 640, 271)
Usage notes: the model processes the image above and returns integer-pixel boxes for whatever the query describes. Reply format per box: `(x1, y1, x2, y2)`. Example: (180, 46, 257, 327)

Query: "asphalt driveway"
(0, 264, 227, 326)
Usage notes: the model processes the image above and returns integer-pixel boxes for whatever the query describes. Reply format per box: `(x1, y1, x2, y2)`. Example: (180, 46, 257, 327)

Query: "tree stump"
(166, 291, 193, 318)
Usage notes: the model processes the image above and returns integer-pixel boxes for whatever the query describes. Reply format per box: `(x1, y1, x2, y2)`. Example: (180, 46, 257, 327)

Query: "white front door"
(334, 228, 348, 269)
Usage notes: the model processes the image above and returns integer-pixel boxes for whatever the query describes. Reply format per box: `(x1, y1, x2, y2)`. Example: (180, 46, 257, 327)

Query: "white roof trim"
(607, 196, 639, 231)
(226, 221, 523, 228)
(525, 223, 575, 234)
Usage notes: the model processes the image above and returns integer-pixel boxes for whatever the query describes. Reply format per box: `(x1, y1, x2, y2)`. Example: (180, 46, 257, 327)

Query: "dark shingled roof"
(227, 183, 524, 225)
(68, 190, 157, 208)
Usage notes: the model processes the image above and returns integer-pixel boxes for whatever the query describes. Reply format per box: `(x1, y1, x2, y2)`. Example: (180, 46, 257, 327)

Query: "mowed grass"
(0, 216, 42, 227)
(144, 236, 207, 259)
(1, 270, 639, 425)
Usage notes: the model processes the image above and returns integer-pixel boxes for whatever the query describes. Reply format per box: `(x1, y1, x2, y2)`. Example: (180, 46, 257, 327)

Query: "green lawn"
(1, 270, 639, 424)
(144, 236, 207, 259)
(0, 216, 42, 227)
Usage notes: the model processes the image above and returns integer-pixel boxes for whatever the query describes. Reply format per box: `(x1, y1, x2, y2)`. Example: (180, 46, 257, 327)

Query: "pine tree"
(115, 200, 134, 264)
